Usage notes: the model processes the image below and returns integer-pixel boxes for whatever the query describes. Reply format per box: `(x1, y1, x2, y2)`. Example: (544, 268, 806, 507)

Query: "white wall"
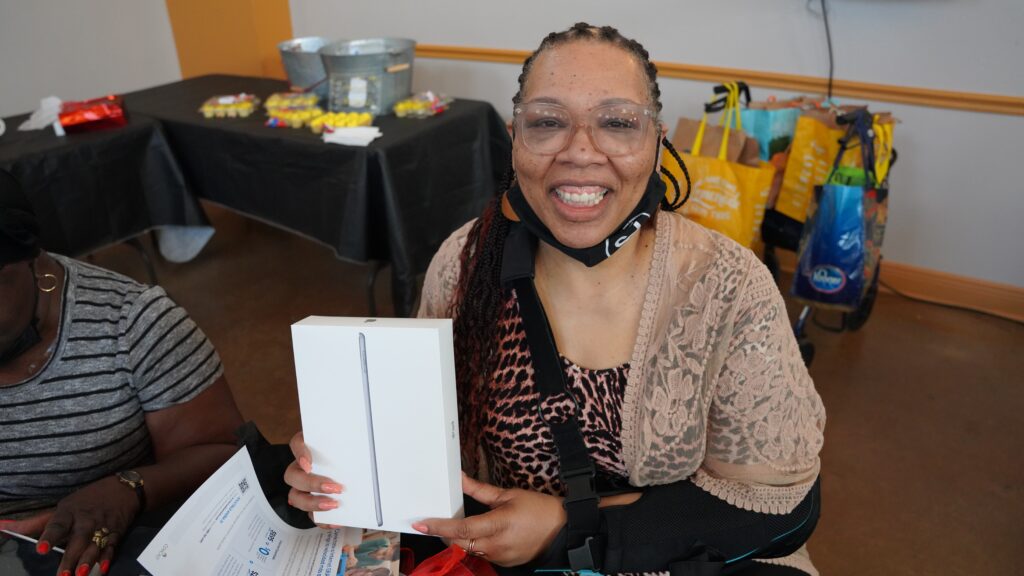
(0, 0, 181, 118)
(291, 0, 1024, 288)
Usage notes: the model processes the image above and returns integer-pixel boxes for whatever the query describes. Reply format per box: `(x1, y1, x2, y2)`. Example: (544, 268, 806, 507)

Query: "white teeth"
(555, 186, 608, 207)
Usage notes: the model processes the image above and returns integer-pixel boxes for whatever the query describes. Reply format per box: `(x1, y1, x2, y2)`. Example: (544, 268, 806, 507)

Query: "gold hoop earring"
(37, 273, 58, 293)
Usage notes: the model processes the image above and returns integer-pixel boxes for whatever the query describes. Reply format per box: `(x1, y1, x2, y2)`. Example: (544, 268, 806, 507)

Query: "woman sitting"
(0, 169, 244, 576)
(285, 23, 825, 575)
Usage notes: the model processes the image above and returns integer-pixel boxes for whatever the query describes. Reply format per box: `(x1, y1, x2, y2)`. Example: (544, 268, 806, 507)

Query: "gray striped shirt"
(0, 254, 223, 517)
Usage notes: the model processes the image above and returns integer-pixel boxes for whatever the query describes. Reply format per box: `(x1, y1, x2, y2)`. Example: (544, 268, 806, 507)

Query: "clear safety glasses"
(513, 102, 657, 157)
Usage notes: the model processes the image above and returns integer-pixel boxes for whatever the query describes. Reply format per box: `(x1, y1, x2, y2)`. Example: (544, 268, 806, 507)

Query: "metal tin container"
(319, 38, 416, 114)
(278, 36, 332, 100)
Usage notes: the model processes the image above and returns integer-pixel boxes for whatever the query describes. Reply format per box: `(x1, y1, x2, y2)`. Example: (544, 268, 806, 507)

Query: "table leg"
(367, 260, 385, 317)
(391, 271, 419, 319)
(126, 237, 159, 286)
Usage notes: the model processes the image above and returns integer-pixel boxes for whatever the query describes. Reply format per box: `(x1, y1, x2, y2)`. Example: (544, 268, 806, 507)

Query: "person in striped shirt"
(0, 169, 244, 576)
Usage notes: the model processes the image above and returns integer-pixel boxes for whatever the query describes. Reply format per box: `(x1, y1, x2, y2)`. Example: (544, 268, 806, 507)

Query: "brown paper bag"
(671, 118, 762, 167)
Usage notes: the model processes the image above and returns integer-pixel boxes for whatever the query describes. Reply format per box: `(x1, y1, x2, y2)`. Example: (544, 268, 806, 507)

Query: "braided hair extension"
(450, 23, 672, 475)
(449, 164, 513, 474)
(660, 138, 691, 211)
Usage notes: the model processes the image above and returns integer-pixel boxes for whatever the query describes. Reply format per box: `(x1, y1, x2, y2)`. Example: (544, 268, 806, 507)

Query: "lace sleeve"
(693, 258, 826, 514)
(416, 220, 475, 319)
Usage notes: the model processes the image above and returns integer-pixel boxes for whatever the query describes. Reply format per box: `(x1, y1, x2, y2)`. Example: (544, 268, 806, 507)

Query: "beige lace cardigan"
(418, 211, 826, 574)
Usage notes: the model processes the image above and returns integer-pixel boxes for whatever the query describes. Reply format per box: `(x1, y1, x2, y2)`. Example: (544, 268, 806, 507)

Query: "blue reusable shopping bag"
(791, 183, 866, 308)
(792, 110, 892, 310)
(740, 106, 802, 162)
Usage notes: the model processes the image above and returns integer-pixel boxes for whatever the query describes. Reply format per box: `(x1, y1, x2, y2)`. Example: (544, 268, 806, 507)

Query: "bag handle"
(692, 82, 744, 161)
(705, 81, 751, 111)
(826, 109, 875, 186)
(872, 116, 894, 184)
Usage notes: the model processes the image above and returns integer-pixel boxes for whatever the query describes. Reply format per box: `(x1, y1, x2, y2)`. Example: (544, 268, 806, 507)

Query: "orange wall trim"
(415, 44, 1024, 117)
(165, 0, 292, 80)
(776, 252, 1024, 323)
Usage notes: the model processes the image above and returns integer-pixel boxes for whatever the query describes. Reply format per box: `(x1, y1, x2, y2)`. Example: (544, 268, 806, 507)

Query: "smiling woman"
(284, 23, 825, 576)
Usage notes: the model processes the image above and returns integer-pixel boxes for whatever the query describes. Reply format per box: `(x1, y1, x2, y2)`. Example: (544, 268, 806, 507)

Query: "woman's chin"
(547, 224, 612, 251)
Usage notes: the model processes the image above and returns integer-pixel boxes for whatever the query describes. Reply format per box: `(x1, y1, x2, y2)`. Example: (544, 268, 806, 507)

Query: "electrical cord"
(821, 0, 835, 101)
(802, 280, 1023, 332)
(809, 0, 835, 101)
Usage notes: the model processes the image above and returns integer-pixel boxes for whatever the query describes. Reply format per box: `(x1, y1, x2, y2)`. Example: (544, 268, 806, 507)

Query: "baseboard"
(775, 251, 1024, 323)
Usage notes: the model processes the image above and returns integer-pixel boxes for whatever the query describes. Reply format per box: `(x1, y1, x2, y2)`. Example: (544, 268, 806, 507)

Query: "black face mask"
(504, 170, 666, 269)
(0, 287, 40, 366)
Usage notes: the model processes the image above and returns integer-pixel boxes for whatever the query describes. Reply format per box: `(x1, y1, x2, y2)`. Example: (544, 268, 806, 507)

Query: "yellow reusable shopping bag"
(661, 84, 775, 248)
(775, 108, 862, 223)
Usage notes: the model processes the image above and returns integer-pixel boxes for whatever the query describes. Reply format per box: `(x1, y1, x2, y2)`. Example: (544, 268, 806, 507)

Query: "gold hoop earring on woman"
(36, 273, 58, 293)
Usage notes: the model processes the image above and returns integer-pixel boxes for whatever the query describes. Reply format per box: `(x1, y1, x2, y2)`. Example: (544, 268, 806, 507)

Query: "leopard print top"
(482, 294, 630, 496)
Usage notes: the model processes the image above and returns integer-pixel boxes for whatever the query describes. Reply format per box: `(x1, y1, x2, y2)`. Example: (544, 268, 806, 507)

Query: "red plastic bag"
(59, 95, 127, 133)
(409, 544, 497, 576)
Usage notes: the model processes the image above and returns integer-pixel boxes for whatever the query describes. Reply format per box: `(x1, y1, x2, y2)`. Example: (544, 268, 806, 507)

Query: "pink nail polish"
(299, 457, 312, 473)
(322, 483, 343, 494)
(411, 523, 428, 533)
(319, 499, 339, 510)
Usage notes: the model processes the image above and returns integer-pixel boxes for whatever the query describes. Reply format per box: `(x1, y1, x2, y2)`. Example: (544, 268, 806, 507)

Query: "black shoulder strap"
(501, 224, 605, 571)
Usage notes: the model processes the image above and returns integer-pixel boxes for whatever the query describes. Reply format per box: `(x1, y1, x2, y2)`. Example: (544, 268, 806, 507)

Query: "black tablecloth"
(124, 75, 511, 316)
(0, 112, 207, 258)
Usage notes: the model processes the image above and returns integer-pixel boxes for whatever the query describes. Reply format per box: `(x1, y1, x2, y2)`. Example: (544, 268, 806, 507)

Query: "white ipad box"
(291, 316, 464, 533)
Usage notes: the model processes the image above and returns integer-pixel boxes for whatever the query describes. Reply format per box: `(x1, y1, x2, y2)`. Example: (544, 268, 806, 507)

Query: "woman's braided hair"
(450, 23, 666, 474)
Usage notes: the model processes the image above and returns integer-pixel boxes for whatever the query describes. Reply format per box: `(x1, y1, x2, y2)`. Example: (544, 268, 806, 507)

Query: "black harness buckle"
(568, 535, 606, 572)
(562, 465, 598, 505)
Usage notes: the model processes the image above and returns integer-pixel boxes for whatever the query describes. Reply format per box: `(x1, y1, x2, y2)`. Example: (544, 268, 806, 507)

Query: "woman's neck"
(532, 223, 657, 369)
(0, 253, 65, 384)
(535, 223, 655, 301)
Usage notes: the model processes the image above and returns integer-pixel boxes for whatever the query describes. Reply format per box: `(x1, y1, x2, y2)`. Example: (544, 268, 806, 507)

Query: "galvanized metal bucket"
(278, 36, 332, 100)
(319, 38, 416, 114)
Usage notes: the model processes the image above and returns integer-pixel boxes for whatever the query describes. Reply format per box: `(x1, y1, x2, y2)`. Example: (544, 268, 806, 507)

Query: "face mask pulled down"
(503, 171, 666, 268)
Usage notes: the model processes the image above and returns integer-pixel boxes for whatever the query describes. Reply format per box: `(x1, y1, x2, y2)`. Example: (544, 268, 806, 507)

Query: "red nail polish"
(60, 570, 71, 576)
(76, 565, 89, 576)
(101, 559, 111, 574)
(36, 540, 50, 554)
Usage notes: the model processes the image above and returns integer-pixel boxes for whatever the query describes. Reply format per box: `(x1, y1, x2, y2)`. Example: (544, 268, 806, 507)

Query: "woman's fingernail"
(60, 571, 71, 576)
(36, 541, 50, 554)
(318, 499, 339, 510)
(411, 523, 428, 534)
(299, 457, 312, 473)
(76, 564, 89, 576)
(101, 559, 111, 574)
(321, 483, 343, 494)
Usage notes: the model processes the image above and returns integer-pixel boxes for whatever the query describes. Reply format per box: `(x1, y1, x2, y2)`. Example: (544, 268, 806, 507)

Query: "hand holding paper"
(138, 448, 348, 576)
